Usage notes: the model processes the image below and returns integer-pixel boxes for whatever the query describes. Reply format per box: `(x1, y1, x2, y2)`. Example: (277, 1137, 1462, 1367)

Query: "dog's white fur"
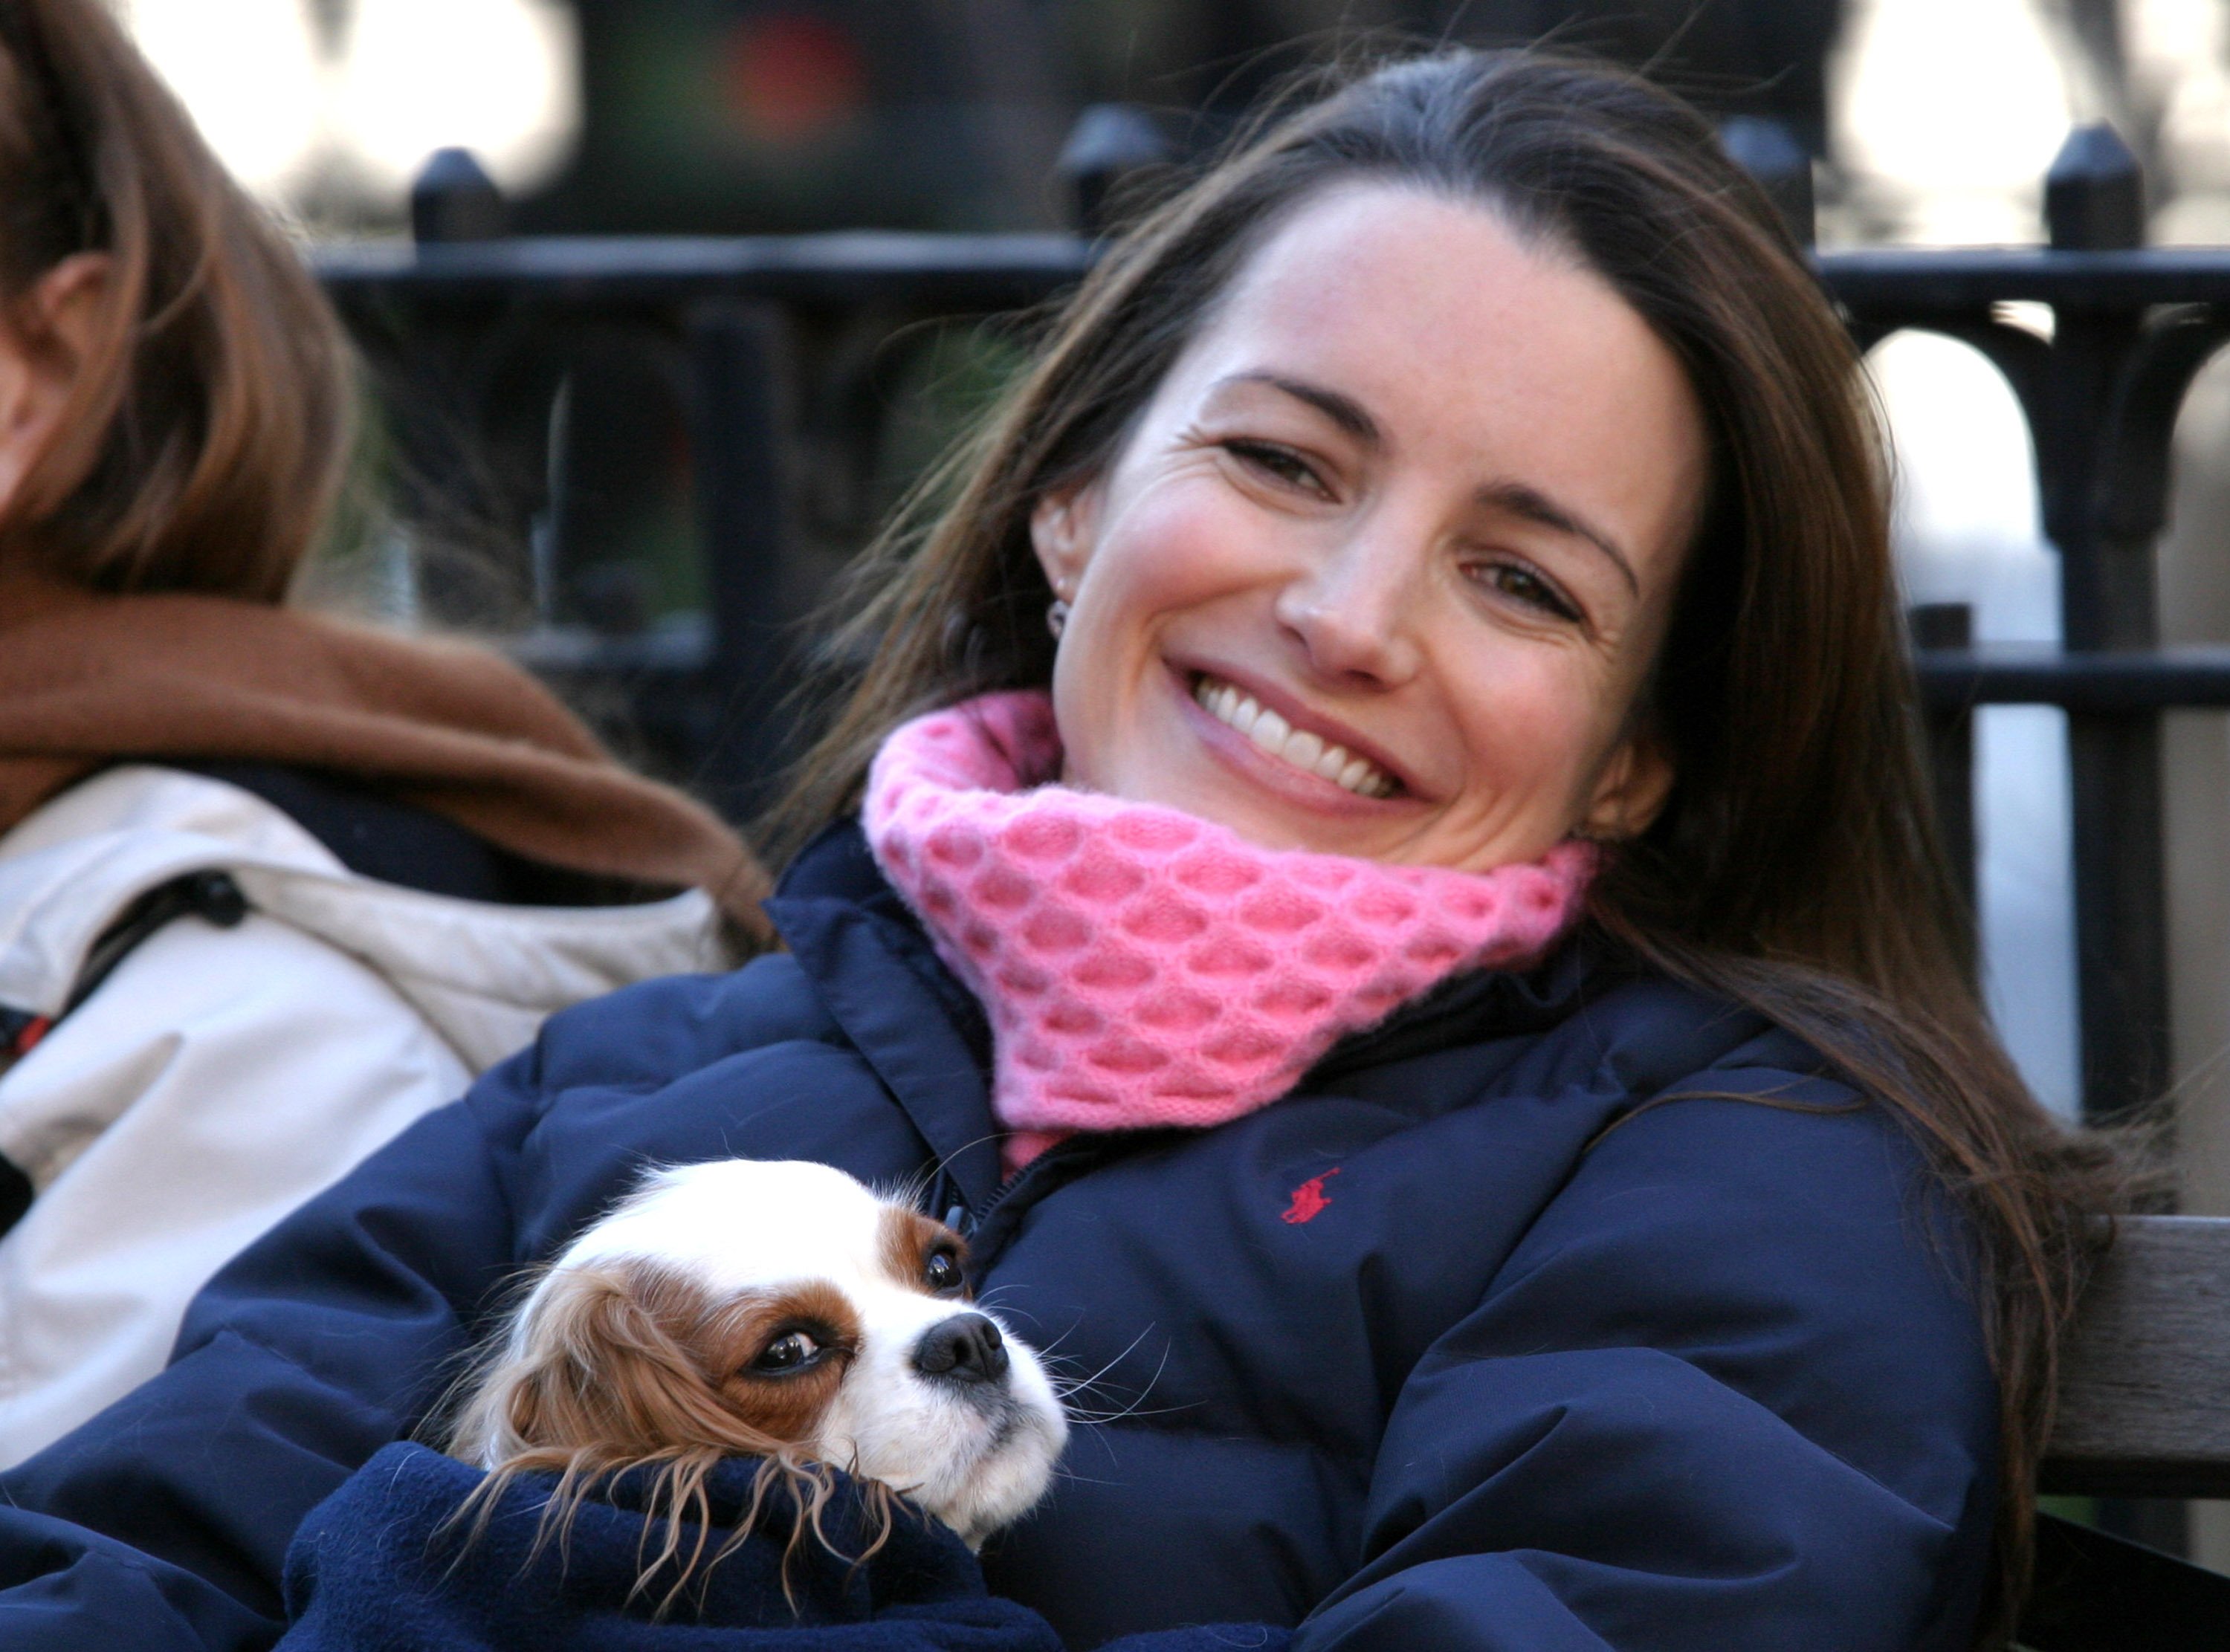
(447, 1159, 1067, 1547)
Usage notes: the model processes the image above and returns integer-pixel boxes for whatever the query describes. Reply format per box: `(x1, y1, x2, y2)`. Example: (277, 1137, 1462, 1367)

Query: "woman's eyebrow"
(1212, 372, 1641, 597)
(1212, 372, 1381, 444)
(1476, 479, 1641, 596)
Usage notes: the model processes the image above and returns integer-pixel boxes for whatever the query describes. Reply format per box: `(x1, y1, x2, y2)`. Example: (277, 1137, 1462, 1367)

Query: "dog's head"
(445, 1159, 1067, 1549)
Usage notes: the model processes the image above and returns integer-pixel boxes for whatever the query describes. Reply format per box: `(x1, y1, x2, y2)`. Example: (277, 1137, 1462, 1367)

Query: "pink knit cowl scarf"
(864, 690, 1595, 1173)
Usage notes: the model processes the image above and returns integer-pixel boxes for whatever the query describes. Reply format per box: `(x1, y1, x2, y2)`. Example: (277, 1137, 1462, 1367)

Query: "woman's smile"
(1030, 181, 1708, 874)
(1185, 670, 1401, 800)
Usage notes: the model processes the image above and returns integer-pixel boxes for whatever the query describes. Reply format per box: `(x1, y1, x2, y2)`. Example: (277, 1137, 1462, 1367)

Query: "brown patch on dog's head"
(439, 1258, 884, 1616)
(500, 1261, 862, 1460)
(875, 1206, 970, 1300)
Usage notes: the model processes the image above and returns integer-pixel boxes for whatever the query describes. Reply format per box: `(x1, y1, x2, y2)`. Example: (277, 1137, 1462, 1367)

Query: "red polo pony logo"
(1281, 1167, 1340, 1224)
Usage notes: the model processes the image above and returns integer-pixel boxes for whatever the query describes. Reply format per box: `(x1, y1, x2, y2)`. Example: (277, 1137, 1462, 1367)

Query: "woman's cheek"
(1053, 485, 1283, 797)
(1454, 655, 1615, 809)
(1096, 485, 1277, 618)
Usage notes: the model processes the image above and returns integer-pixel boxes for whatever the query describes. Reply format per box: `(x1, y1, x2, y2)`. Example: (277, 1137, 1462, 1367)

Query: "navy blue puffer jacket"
(0, 822, 1997, 1650)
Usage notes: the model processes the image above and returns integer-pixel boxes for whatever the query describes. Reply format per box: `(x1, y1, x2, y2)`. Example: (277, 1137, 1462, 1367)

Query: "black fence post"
(2040, 124, 2168, 1131)
(688, 302, 802, 823)
(1057, 105, 1169, 237)
(2039, 122, 2189, 1561)
(411, 148, 506, 245)
(1910, 603, 1978, 939)
(376, 151, 519, 629)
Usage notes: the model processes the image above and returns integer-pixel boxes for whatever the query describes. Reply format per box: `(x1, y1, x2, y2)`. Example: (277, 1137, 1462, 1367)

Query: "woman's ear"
(1028, 479, 1100, 602)
(0, 253, 111, 520)
(1578, 730, 1675, 843)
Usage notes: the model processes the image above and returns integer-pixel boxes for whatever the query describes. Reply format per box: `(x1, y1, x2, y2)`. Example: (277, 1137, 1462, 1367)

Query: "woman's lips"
(1186, 671, 1400, 798)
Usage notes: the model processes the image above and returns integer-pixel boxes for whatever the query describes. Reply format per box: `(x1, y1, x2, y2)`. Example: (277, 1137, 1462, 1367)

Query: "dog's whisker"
(893, 1133, 1011, 1219)
(1048, 1465, 1123, 1487)
(1016, 1326, 1078, 1363)
(1064, 1399, 1195, 1428)
(1061, 1384, 1190, 1427)
(1046, 1326, 1160, 1405)
(1059, 1340, 1176, 1431)
(1045, 1323, 1155, 1379)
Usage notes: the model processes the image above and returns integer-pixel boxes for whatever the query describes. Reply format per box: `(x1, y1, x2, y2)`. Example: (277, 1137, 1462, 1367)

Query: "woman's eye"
(1224, 439, 1326, 496)
(751, 1329, 823, 1374)
(1478, 562, 1581, 623)
(922, 1249, 965, 1295)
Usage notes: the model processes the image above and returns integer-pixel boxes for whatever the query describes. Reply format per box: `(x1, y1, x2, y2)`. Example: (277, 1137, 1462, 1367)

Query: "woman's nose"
(1272, 528, 1426, 687)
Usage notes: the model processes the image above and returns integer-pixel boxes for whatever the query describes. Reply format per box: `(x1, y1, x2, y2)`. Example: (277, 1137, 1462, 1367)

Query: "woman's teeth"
(1192, 676, 1397, 798)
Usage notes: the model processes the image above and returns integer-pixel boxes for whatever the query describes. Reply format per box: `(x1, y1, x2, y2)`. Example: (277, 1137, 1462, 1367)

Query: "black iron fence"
(311, 123, 2230, 1156)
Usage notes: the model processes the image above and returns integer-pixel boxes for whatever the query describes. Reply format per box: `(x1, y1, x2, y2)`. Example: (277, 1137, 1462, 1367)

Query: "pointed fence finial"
(1058, 106, 1170, 238)
(1719, 117, 1815, 247)
(2046, 123, 2143, 250)
(412, 148, 506, 245)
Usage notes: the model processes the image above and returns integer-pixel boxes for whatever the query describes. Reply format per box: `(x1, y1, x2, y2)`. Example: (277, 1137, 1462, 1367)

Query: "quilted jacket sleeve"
(1299, 1075, 2000, 1652)
(0, 957, 868, 1652)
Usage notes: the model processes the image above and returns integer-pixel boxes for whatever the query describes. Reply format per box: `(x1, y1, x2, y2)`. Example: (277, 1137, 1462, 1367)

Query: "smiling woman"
(764, 45, 2126, 1648)
(0, 45, 2126, 1652)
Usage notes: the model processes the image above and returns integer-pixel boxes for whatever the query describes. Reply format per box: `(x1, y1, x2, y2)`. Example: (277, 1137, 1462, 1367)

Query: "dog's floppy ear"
(447, 1260, 752, 1465)
(506, 1263, 704, 1454)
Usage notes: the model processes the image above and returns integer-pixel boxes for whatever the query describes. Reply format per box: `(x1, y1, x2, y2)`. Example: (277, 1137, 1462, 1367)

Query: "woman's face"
(1031, 183, 1708, 875)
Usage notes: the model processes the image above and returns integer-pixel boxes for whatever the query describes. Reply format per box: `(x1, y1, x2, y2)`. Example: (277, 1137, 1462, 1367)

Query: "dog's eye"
(922, 1248, 965, 1295)
(752, 1329, 822, 1374)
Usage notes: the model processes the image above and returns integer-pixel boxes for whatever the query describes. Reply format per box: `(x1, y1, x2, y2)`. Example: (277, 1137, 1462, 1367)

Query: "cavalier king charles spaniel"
(440, 1159, 1067, 1601)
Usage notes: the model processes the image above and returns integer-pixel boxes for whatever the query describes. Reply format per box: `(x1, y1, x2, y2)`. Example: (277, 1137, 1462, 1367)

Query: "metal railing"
(312, 125, 2230, 1144)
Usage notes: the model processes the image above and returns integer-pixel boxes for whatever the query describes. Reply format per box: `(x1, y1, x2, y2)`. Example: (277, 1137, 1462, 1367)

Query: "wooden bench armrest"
(2042, 1214, 2230, 1499)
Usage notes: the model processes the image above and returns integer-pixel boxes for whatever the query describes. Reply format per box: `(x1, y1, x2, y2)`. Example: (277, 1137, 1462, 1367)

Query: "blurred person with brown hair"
(0, 0, 768, 1465)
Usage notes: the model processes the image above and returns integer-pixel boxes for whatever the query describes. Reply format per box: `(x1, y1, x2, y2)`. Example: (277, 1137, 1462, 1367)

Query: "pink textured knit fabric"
(864, 690, 1595, 1172)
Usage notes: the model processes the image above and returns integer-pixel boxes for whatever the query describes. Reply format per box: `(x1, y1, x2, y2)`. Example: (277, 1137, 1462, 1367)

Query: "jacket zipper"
(947, 1133, 1160, 1274)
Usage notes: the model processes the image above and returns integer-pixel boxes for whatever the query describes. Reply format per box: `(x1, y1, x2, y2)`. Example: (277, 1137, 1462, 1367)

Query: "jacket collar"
(1306, 930, 1615, 1080)
(768, 820, 1634, 1208)
(766, 821, 1004, 1211)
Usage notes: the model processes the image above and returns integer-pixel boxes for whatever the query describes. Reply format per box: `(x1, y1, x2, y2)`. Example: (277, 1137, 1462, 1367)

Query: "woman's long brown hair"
(0, 0, 350, 599)
(764, 49, 2130, 1646)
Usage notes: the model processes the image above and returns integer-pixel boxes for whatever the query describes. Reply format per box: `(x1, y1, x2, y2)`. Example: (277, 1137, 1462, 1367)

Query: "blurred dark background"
(514, 0, 1841, 235)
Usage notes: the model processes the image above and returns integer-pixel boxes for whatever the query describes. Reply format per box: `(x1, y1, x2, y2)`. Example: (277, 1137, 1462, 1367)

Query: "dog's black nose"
(914, 1313, 1009, 1384)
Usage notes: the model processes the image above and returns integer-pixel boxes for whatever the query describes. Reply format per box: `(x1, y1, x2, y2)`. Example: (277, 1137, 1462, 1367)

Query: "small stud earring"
(1047, 598, 1071, 640)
